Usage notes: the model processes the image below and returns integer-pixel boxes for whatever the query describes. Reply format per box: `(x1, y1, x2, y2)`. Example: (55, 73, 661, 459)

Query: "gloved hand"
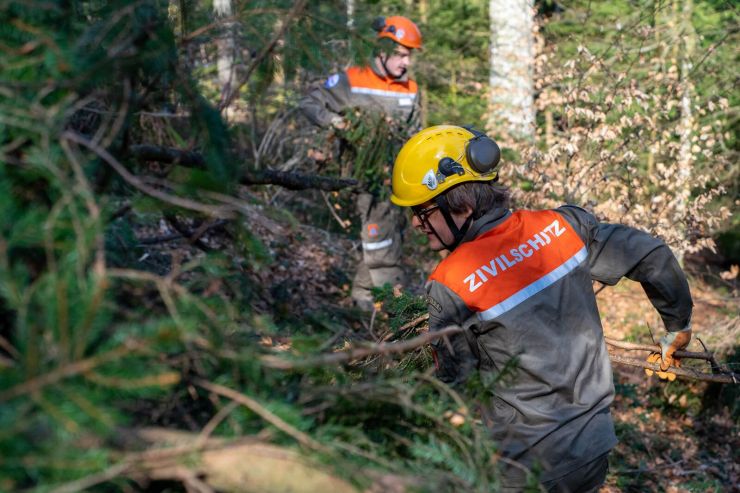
(330, 115, 348, 130)
(645, 327, 691, 381)
(645, 352, 678, 381)
(659, 328, 692, 370)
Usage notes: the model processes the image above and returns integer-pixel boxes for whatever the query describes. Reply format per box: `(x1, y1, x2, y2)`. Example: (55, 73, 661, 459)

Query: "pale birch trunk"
(677, 0, 695, 187)
(674, 0, 695, 262)
(214, 0, 236, 98)
(487, 0, 535, 140)
(347, 0, 355, 30)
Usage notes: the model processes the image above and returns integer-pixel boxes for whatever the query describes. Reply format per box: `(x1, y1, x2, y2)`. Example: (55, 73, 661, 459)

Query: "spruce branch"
(63, 133, 238, 218)
(262, 326, 463, 370)
(282, 320, 740, 384)
(191, 378, 329, 453)
(130, 144, 359, 191)
(0, 340, 148, 403)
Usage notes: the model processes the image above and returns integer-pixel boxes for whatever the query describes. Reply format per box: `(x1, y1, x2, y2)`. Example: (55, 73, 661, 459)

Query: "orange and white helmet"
(374, 16, 422, 50)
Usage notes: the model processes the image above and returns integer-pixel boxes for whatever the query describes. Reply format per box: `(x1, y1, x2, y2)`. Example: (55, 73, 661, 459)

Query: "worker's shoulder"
(317, 70, 351, 91)
(345, 65, 380, 86)
(553, 204, 598, 226)
(345, 65, 418, 91)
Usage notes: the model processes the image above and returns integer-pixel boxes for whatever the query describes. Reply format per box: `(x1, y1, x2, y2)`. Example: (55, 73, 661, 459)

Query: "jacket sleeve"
(557, 205, 693, 332)
(298, 72, 353, 128)
(426, 279, 479, 385)
(406, 87, 423, 134)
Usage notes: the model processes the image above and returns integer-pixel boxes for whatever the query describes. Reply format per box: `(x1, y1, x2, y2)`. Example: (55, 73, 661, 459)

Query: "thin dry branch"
(603, 337, 715, 361)
(381, 313, 431, 342)
(262, 326, 463, 370)
(63, 133, 237, 217)
(191, 378, 329, 453)
(283, 320, 737, 384)
(0, 340, 146, 402)
(130, 144, 359, 191)
(49, 462, 132, 493)
(608, 353, 738, 384)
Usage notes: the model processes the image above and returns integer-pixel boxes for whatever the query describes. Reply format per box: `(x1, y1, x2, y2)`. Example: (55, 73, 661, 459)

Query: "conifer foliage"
(0, 2, 508, 491)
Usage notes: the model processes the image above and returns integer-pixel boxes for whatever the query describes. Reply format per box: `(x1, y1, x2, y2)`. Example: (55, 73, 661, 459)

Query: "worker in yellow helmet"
(392, 125, 694, 490)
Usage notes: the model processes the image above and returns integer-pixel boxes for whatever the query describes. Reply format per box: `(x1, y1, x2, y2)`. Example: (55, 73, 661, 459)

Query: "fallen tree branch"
(604, 336, 728, 376)
(50, 462, 132, 493)
(262, 326, 463, 370)
(608, 353, 739, 384)
(381, 313, 431, 342)
(603, 337, 715, 361)
(130, 144, 359, 191)
(265, 321, 738, 383)
(191, 378, 329, 453)
(49, 430, 357, 493)
(0, 339, 147, 402)
(64, 133, 237, 218)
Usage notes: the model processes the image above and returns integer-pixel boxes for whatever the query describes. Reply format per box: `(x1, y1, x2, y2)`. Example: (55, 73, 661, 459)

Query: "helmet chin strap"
(379, 53, 405, 80)
(428, 195, 473, 251)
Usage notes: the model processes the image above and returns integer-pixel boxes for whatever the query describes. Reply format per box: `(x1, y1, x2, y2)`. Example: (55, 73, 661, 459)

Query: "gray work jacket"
(426, 205, 693, 484)
(299, 58, 421, 130)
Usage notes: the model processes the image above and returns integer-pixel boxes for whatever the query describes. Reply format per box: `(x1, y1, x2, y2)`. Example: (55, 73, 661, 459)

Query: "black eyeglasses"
(412, 203, 440, 223)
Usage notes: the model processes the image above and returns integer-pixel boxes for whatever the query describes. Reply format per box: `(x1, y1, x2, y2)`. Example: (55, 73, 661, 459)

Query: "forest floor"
(596, 278, 739, 493)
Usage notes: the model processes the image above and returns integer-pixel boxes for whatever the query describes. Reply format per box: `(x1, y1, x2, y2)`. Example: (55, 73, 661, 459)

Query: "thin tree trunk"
(487, 0, 535, 140)
(214, 0, 236, 101)
(677, 0, 695, 199)
(346, 0, 355, 31)
(673, 0, 696, 263)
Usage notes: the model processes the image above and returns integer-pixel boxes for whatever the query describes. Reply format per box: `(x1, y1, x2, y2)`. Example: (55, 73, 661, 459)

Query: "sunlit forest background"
(0, 0, 738, 492)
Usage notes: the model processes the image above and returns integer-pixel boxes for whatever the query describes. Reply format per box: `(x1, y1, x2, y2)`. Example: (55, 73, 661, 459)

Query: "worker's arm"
(557, 205, 693, 369)
(298, 72, 353, 128)
(426, 280, 479, 385)
(405, 87, 423, 135)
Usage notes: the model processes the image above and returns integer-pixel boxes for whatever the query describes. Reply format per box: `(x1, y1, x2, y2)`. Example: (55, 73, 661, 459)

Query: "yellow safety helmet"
(390, 125, 501, 207)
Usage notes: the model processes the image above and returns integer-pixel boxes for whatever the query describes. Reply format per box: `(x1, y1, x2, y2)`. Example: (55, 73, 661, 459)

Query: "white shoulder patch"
(423, 169, 438, 190)
(324, 74, 340, 88)
(396, 29, 405, 39)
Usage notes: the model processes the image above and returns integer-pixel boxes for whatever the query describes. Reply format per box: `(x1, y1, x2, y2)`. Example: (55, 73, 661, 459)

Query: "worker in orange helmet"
(300, 16, 423, 310)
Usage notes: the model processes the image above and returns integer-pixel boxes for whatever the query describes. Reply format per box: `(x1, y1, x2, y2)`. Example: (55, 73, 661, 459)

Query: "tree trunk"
(487, 0, 535, 140)
(676, 0, 695, 209)
(672, 0, 696, 263)
(214, 0, 236, 100)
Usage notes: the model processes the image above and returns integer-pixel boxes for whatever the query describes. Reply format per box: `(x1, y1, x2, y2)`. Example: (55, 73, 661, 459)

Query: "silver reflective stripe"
(350, 87, 417, 99)
(363, 238, 393, 251)
(478, 246, 588, 321)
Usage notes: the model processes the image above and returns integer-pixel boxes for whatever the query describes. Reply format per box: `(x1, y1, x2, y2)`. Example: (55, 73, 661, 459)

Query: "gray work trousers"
(351, 192, 406, 309)
(499, 453, 609, 493)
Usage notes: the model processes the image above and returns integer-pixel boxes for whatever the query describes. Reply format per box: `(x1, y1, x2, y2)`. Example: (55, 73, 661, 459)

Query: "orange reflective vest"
(299, 60, 421, 129)
(430, 210, 587, 319)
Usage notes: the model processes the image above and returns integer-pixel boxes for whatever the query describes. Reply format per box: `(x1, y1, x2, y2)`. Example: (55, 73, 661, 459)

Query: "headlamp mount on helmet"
(372, 16, 386, 32)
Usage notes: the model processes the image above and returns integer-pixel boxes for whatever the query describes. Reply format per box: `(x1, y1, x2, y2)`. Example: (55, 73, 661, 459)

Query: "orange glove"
(645, 352, 679, 381)
(645, 328, 692, 381)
